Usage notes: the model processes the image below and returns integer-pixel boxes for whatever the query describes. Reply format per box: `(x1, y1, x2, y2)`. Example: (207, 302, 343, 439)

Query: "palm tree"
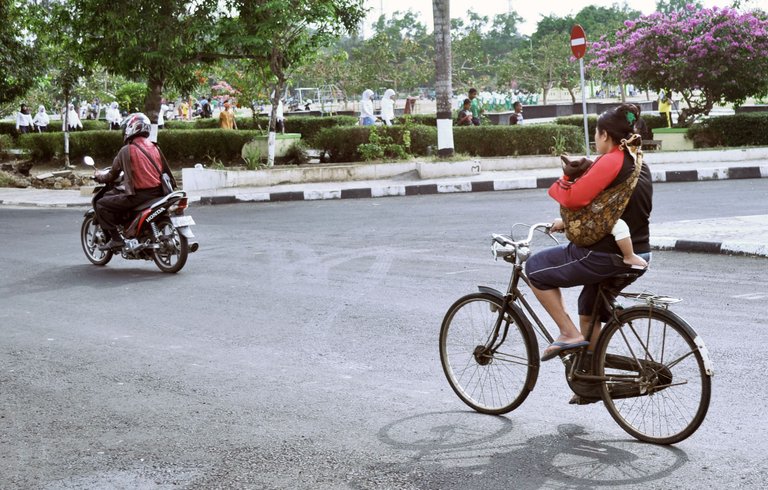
(433, 0, 454, 157)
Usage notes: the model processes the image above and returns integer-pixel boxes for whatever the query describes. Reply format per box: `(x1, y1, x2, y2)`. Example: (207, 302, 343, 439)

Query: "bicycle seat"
(601, 270, 646, 294)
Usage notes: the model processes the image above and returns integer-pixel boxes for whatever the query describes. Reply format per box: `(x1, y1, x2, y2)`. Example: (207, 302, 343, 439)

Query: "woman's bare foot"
(541, 334, 590, 361)
(623, 254, 648, 269)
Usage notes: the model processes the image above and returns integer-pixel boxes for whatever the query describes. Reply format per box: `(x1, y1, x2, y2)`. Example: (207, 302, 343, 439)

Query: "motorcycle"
(79, 156, 198, 273)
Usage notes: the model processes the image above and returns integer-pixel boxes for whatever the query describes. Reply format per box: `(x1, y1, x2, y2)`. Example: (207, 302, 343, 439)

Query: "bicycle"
(439, 223, 714, 444)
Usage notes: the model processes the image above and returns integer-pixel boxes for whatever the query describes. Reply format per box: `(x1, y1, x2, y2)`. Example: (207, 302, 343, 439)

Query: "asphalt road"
(1, 178, 767, 489)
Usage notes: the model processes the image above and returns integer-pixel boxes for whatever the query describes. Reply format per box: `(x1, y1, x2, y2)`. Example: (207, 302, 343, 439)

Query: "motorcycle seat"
(131, 191, 186, 211)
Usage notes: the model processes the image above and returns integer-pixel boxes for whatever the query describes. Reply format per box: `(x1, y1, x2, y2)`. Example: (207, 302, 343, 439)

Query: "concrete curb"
(192, 164, 768, 205)
(651, 237, 768, 258)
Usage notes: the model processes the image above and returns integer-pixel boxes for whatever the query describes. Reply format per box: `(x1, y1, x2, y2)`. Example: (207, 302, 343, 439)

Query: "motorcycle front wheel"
(152, 220, 188, 273)
(81, 215, 113, 266)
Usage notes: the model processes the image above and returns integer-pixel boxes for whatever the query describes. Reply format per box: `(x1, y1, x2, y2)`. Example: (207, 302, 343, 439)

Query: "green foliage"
(19, 131, 124, 161)
(0, 134, 12, 152)
(0, 120, 113, 140)
(316, 124, 582, 162)
(357, 126, 410, 161)
(18, 129, 266, 166)
(283, 141, 310, 166)
(555, 114, 668, 140)
(453, 125, 583, 156)
(315, 125, 436, 163)
(163, 115, 358, 145)
(115, 82, 148, 114)
(0, 2, 41, 105)
(157, 130, 263, 165)
(242, 142, 263, 170)
(688, 113, 768, 148)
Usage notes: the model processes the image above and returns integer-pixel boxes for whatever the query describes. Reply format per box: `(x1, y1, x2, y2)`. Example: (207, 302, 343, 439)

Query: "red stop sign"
(570, 25, 587, 59)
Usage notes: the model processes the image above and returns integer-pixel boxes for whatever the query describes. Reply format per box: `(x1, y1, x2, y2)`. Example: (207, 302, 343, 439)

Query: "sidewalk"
(1, 154, 767, 258)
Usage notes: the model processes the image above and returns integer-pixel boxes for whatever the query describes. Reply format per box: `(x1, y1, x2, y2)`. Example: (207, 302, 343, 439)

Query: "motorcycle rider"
(94, 113, 177, 250)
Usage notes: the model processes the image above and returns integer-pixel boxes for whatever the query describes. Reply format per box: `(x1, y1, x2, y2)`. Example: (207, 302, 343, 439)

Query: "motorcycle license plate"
(171, 216, 195, 227)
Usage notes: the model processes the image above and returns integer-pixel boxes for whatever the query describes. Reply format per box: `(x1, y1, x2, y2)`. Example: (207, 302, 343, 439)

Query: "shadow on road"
(0, 264, 181, 299)
(373, 411, 689, 489)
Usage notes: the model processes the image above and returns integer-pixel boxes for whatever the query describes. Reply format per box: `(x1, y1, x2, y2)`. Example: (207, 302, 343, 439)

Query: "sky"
(363, 0, 748, 36)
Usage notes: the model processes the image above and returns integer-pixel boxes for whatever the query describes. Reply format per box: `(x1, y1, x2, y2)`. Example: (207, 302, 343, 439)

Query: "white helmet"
(122, 113, 151, 142)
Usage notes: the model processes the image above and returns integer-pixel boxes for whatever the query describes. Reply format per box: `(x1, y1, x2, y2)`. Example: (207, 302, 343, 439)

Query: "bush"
(283, 141, 310, 165)
(454, 125, 584, 156)
(314, 124, 581, 162)
(315, 125, 436, 163)
(19, 131, 124, 161)
(555, 114, 668, 141)
(395, 114, 436, 126)
(164, 115, 358, 145)
(157, 130, 265, 165)
(0, 134, 12, 152)
(18, 129, 269, 166)
(688, 113, 768, 148)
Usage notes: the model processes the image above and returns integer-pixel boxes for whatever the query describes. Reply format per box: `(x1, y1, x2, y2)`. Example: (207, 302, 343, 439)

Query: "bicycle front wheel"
(595, 306, 711, 444)
(440, 293, 538, 415)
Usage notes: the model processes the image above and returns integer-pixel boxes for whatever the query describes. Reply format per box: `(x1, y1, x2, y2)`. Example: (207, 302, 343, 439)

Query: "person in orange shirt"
(219, 102, 238, 130)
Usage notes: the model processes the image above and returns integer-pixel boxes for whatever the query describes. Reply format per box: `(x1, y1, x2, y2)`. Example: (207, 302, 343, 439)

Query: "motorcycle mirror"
(83, 156, 95, 167)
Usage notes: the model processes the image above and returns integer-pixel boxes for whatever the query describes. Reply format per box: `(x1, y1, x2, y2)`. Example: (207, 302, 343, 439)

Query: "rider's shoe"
(99, 238, 124, 250)
(569, 394, 601, 405)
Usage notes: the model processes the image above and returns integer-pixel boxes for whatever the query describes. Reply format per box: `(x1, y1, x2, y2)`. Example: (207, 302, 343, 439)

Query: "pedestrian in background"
(510, 101, 524, 125)
(219, 102, 238, 130)
(456, 98, 473, 126)
(380, 89, 395, 126)
(468, 88, 483, 126)
(64, 103, 83, 131)
(15, 104, 33, 134)
(158, 99, 169, 129)
(106, 102, 121, 130)
(658, 89, 672, 127)
(359, 89, 375, 126)
(32, 105, 49, 132)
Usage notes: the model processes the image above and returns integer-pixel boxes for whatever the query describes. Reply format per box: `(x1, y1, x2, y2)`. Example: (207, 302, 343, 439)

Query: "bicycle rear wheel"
(439, 293, 538, 415)
(595, 306, 711, 444)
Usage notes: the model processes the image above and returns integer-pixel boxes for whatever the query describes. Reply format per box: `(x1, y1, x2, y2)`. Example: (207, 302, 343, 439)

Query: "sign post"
(570, 25, 590, 158)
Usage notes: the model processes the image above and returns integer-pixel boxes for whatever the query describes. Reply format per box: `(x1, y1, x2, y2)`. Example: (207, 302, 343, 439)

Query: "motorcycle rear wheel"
(81, 216, 113, 266)
(152, 220, 188, 273)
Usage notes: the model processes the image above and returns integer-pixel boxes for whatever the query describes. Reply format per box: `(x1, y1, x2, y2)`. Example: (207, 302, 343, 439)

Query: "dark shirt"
(590, 154, 653, 254)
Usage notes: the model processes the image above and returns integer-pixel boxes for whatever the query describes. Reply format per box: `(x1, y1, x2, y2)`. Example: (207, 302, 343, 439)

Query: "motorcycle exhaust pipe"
(189, 242, 199, 253)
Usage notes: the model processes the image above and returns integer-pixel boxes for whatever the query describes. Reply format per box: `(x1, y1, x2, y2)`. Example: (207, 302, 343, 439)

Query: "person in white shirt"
(63, 103, 83, 131)
(359, 89, 375, 126)
(32, 105, 50, 132)
(106, 102, 121, 130)
(79, 101, 89, 121)
(380, 89, 396, 126)
(15, 104, 33, 134)
(157, 100, 169, 129)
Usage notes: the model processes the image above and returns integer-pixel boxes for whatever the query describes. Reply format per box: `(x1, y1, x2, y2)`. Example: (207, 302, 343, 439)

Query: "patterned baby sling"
(560, 134, 643, 247)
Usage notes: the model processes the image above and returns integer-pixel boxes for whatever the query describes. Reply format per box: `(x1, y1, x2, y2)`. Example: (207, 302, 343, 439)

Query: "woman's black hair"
(596, 103, 641, 146)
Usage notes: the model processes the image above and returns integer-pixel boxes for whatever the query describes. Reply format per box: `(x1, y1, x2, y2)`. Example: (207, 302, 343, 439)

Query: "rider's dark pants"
(525, 242, 651, 322)
(95, 186, 164, 238)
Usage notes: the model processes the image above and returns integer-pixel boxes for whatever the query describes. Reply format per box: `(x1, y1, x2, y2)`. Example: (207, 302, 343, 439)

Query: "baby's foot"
(623, 254, 648, 269)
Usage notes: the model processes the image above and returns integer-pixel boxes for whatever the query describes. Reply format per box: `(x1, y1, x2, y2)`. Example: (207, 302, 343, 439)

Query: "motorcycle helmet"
(122, 112, 151, 142)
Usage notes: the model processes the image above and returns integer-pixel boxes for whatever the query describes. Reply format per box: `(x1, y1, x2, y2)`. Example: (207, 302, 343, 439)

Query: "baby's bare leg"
(612, 219, 647, 269)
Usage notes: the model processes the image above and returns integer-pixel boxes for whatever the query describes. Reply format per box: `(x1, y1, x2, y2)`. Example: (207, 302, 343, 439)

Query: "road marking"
(445, 269, 480, 275)
(732, 293, 767, 300)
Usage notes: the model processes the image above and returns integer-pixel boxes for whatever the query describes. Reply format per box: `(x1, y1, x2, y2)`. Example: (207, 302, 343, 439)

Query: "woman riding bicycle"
(525, 103, 653, 362)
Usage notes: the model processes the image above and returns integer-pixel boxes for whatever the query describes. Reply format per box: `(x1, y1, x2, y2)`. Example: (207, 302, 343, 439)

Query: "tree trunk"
(567, 88, 576, 104)
(144, 75, 164, 142)
(433, 0, 453, 157)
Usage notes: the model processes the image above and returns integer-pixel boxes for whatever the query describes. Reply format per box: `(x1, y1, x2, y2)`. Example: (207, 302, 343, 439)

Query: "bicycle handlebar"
(491, 222, 552, 260)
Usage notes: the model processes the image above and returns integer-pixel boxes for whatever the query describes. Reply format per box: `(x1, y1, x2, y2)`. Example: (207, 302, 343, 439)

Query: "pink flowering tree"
(591, 5, 768, 126)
